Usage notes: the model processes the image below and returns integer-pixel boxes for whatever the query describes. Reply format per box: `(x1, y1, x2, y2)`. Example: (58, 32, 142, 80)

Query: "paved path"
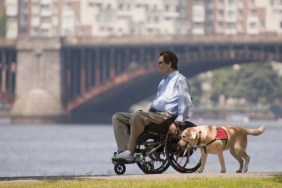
(0, 172, 281, 183)
(100, 172, 282, 179)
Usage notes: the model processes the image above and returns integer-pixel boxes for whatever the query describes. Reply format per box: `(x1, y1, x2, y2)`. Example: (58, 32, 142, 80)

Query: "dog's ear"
(191, 131, 197, 140)
(188, 130, 197, 140)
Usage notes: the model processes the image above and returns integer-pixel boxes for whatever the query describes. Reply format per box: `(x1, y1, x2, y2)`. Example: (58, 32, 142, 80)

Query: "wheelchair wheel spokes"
(172, 147, 201, 171)
(165, 133, 201, 173)
(136, 141, 170, 174)
(175, 154, 189, 169)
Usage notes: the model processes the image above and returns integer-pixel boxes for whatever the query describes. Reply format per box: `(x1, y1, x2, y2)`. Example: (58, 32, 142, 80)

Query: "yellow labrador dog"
(178, 125, 265, 173)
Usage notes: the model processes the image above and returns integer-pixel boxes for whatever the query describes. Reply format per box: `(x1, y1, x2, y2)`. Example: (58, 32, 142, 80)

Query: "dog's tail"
(244, 125, 266, 136)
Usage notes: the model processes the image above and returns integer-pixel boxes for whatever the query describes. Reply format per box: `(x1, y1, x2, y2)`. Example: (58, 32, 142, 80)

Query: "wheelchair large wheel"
(136, 139, 170, 174)
(165, 132, 201, 173)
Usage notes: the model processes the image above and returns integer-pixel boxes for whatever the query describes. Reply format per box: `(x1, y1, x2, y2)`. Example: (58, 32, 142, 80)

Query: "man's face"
(158, 55, 171, 74)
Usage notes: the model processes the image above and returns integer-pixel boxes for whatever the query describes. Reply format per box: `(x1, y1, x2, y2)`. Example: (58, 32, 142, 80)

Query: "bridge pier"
(10, 37, 67, 124)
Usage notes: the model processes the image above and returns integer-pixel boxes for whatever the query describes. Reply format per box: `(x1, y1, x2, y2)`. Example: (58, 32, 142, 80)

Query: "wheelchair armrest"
(178, 121, 197, 131)
(145, 116, 177, 135)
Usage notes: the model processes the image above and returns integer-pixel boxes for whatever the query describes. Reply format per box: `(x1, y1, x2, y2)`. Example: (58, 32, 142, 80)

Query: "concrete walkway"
(0, 172, 281, 182)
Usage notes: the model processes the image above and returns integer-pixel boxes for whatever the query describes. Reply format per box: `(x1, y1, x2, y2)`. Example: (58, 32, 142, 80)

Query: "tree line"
(189, 62, 282, 118)
(0, 8, 6, 37)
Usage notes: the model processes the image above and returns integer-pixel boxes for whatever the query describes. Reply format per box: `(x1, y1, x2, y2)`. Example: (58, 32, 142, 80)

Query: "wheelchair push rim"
(165, 132, 201, 173)
(136, 139, 170, 174)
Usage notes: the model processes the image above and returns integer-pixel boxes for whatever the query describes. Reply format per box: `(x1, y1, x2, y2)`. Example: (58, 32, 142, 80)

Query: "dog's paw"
(197, 169, 203, 173)
(243, 167, 248, 173)
(220, 169, 226, 173)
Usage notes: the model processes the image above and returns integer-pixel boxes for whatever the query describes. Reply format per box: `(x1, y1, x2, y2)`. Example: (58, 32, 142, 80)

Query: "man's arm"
(169, 77, 192, 134)
(175, 77, 193, 124)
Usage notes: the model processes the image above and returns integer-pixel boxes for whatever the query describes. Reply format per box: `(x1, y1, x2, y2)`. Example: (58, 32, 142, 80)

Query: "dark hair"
(159, 50, 178, 70)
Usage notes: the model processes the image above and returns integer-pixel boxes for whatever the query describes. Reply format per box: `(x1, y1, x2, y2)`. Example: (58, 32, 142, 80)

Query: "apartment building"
(80, 0, 189, 37)
(17, 0, 82, 37)
(0, 0, 4, 13)
(5, 0, 18, 38)
(184, 0, 281, 35)
(5, 0, 80, 38)
(3, 0, 282, 38)
(256, 0, 282, 34)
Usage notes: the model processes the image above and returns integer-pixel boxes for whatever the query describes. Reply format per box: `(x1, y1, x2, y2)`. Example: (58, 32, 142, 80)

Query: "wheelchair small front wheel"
(114, 164, 126, 175)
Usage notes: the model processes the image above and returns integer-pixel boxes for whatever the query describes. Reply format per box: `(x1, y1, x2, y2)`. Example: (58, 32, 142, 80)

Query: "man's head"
(158, 50, 178, 74)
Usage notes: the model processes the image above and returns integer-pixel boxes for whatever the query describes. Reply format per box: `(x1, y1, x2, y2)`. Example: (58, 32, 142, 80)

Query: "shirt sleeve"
(175, 77, 193, 123)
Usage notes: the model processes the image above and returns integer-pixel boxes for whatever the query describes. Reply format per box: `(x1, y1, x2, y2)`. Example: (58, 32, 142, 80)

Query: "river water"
(0, 119, 281, 177)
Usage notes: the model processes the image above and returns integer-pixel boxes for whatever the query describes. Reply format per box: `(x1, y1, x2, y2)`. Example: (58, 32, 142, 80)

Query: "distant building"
(81, 0, 189, 37)
(256, 0, 282, 34)
(16, 0, 82, 37)
(3, 0, 282, 38)
(186, 0, 282, 35)
(5, 0, 18, 38)
(0, 0, 4, 13)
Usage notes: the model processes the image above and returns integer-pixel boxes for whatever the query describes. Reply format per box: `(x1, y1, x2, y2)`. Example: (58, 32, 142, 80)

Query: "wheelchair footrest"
(112, 158, 135, 164)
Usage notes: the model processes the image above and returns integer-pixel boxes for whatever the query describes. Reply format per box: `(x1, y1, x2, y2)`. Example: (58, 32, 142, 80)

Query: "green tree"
(0, 8, 6, 37)
(189, 77, 202, 105)
(210, 63, 282, 105)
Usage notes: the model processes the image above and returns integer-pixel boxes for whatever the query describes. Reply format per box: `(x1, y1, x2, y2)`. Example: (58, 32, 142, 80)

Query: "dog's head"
(178, 127, 198, 149)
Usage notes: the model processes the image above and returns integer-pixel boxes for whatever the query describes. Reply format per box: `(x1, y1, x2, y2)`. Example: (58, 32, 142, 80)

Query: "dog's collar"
(181, 137, 193, 148)
(197, 131, 202, 146)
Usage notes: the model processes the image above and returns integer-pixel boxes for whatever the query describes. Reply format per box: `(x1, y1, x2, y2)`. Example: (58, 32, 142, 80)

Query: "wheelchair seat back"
(136, 116, 176, 144)
(145, 116, 177, 135)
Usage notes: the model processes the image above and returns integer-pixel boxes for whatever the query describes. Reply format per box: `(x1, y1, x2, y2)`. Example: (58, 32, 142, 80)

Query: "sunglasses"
(158, 61, 165, 65)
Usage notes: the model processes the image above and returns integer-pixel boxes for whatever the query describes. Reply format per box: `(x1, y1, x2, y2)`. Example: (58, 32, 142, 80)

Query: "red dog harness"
(198, 127, 228, 153)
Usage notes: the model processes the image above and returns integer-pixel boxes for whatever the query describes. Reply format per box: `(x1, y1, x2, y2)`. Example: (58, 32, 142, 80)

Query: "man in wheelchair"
(112, 50, 193, 162)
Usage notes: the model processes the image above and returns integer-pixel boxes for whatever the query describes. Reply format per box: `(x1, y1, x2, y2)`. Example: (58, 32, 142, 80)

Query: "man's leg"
(112, 112, 131, 152)
(128, 111, 172, 153)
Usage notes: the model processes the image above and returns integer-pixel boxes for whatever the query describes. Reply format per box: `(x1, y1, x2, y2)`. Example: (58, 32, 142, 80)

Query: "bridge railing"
(60, 44, 161, 111)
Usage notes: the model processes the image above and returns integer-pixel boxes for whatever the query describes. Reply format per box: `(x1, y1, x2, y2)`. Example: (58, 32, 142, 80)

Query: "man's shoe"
(111, 151, 123, 161)
(112, 150, 134, 162)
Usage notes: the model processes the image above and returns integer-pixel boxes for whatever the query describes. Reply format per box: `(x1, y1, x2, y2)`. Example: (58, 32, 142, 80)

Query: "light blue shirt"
(151, 71, 193, 123)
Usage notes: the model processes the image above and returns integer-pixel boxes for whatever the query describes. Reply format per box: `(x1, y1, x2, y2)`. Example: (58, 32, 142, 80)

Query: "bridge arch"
(65, 38, 282, 118)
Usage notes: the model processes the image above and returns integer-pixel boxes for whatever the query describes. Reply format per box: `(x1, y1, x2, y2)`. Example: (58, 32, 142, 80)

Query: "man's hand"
(169, 122, 178, 134)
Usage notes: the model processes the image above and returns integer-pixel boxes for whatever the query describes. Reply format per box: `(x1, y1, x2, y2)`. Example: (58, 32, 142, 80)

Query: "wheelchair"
(112, 117, 201, 175)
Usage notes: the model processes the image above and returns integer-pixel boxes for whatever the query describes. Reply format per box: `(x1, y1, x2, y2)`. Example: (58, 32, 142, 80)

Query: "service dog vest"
(200, 127, 228, 153)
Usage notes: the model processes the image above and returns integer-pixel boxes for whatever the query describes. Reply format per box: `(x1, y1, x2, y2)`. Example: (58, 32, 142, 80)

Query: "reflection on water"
(0, 119, 281, 177)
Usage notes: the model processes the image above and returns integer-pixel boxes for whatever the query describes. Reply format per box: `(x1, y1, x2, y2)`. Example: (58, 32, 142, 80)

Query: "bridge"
(0, 35, 281, 123)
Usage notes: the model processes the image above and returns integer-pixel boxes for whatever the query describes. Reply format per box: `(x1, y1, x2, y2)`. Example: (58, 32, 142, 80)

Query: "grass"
(1, 176, 282, 188)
